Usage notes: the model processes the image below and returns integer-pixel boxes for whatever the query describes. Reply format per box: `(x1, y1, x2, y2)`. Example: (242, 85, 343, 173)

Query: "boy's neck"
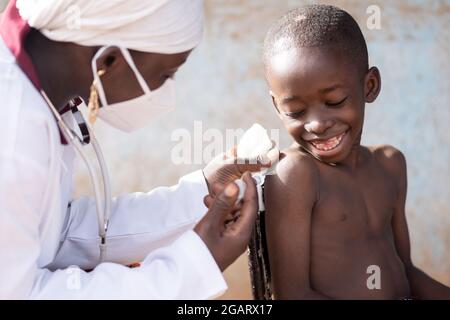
(337, 144, 364, 171)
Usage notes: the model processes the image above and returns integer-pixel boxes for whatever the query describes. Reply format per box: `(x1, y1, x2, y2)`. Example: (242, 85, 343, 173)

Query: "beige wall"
(0, 0, 8, 12)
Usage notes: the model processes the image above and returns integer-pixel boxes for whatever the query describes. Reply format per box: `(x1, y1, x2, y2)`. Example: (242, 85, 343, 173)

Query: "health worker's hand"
(194, 172, 258, 272)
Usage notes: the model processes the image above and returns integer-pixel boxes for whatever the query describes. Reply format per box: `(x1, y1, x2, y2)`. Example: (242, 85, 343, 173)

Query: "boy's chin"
(302, 149, 346, 164)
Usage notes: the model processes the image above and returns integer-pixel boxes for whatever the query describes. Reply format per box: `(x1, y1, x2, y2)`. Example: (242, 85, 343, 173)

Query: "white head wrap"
(16, 0, 204, 54)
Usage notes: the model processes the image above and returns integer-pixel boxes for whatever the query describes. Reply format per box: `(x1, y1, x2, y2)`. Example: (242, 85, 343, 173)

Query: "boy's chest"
(312, 162, 398, 237)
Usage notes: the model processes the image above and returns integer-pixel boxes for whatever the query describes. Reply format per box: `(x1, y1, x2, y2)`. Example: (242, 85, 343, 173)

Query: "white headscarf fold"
(16, 0, 204, 54)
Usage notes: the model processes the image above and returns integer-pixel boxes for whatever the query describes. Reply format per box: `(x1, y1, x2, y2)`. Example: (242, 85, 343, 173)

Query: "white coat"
(0, 38, 227, 299)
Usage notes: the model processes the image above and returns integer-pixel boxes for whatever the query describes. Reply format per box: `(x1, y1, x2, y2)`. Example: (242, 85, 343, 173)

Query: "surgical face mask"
(91, 46, 176, 132)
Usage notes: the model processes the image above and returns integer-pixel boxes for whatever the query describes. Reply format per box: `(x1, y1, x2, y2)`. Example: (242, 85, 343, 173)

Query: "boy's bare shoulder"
(266, 146, 320, 192)
(367, 144, 407, 180)
(264, 146, 320, 218)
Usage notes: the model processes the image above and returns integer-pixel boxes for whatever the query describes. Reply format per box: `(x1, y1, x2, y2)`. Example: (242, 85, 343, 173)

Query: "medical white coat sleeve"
(50, 170, 213, 270)
(35, 230, 227, 299)
(0, 155, 227, 299)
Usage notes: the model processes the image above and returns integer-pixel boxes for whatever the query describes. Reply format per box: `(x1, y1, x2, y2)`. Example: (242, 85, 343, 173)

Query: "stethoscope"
(40, 90, 112, 263)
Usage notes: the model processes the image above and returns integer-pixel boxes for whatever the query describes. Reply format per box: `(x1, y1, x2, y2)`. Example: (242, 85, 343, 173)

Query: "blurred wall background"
(2, 0, 448, 299)
(0, 0, 7, 12)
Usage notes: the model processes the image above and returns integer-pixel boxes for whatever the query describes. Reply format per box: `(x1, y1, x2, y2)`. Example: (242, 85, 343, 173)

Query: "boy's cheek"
(343, 102, 365, 127)
(284, 120, 305, 142)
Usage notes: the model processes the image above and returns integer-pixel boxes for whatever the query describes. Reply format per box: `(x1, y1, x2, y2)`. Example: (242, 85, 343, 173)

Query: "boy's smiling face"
(266, 45, 380, 164)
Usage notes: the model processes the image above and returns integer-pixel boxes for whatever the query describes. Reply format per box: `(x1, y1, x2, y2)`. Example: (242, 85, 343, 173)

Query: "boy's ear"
(364, 67, 381, 103)
(269, 90, 282, 118)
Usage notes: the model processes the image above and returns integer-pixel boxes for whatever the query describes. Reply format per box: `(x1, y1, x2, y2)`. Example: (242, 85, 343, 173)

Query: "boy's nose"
(304, 120, 334, 134)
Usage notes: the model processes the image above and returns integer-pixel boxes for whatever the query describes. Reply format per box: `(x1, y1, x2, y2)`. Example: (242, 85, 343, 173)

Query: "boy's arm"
(388, 147, 450, 299)
(265, 153, 330, 299)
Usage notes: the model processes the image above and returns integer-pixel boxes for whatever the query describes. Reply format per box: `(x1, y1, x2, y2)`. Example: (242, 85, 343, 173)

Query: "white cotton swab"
(234, 175, 265, 205)
(237, 124, 273, 159)
(235, 178, 247, 203)
(234, 124, 276, 205)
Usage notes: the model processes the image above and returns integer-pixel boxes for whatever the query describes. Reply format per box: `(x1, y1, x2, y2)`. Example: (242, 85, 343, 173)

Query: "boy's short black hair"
(263, 4, 368, 76)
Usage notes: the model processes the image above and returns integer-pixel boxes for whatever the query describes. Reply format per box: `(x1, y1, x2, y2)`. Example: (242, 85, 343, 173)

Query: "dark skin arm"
(265, 152, 331, 299)
(195, 172, 258, 271)
(387, 148, 450, 299)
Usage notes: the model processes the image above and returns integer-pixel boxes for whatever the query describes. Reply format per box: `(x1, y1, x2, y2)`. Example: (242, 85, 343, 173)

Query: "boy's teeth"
(311, 133, 345, 151)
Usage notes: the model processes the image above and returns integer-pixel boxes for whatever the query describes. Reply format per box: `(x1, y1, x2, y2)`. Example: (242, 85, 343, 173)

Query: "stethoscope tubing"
(40, 90, 112, 263)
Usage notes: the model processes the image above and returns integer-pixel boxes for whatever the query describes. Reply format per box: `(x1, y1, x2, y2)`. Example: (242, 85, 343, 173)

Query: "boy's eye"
(284, 109, 306, 119)
(325, 96, 348, 107)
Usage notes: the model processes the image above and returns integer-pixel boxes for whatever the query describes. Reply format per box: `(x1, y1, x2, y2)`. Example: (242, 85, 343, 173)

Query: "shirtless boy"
(263, 4, 450, 299)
